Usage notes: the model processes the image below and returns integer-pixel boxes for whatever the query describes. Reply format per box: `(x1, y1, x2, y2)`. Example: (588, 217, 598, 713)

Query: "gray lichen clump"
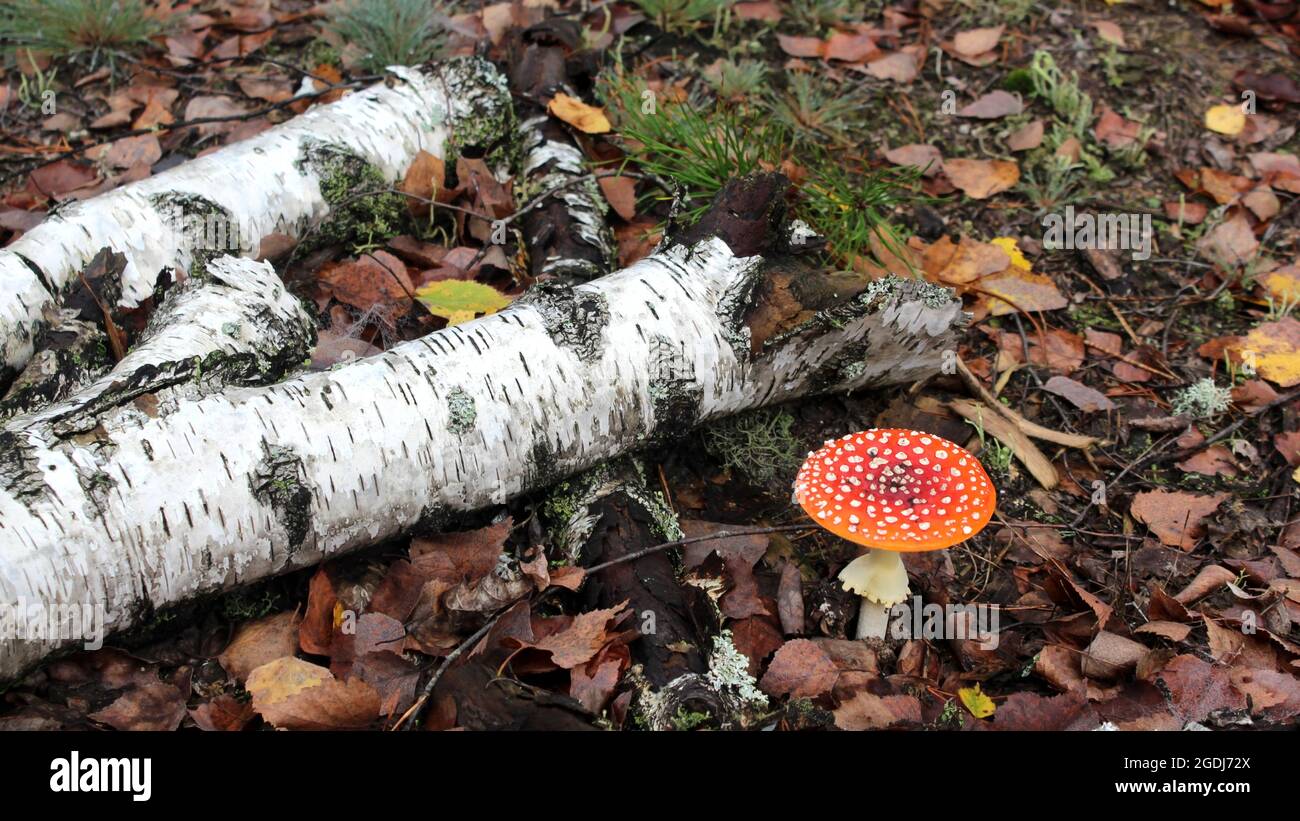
(446, 387, 477, 434)
(1172, 378, 1232, 420)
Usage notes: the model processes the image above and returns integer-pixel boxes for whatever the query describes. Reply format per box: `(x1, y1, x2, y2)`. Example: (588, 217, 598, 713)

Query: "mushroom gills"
(838, 548, 909, 606)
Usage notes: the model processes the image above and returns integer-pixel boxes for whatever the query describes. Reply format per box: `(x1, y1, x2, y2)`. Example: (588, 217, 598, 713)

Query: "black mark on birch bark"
(249, 443, 312, 551)
(517, 281, 609, 361)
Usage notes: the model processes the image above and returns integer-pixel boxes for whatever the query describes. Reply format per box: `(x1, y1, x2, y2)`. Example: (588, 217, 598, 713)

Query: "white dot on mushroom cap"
(919, 522, 931, 530)
(963, 526, 972, 534)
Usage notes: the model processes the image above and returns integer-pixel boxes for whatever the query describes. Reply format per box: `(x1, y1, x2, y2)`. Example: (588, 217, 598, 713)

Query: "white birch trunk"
(0, 225, 962, 680)
(19, 256, 315, 429)
(0, 57, 511, 382)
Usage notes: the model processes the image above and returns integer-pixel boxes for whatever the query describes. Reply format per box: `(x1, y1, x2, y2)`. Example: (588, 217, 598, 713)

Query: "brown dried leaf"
(219, 611, 302, 683)
(1129, 491, 1229, 550)
(944, 158, 1019, 200)
(246, 657, 380, 730)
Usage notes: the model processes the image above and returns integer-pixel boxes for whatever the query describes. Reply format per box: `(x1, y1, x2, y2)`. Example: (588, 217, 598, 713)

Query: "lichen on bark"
(249, 443, 312, 551)
(296, 141, 405, 252)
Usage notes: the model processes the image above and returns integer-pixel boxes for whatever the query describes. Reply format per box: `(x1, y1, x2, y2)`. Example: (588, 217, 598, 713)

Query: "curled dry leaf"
(90, 682, 189, 732)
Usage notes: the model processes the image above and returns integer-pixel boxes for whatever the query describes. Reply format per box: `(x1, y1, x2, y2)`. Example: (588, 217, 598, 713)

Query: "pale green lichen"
(446, 387, 476, 434)
(1172, 378, 1232, 420)
(706, 630, 767, 707)
(439, 56, 518, 174)
(702, 408, 801, 486)
(297, 141, 405, 252)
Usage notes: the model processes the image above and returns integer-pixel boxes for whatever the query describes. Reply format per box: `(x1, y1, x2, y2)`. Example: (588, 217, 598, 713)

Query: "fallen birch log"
(508, 35, 615, 282)
(0, 57, 512, 385)
(0, 174, 963, 680)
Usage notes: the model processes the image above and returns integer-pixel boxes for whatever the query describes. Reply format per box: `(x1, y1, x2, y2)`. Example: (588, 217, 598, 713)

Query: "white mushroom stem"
(838, 548, 910, 640)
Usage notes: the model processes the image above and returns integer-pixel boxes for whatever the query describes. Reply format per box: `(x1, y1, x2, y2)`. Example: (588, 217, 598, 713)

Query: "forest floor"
(1, 0, 1298, 731)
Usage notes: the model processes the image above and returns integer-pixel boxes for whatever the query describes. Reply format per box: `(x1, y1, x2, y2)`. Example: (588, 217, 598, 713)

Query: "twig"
(395, 608, 507, 731)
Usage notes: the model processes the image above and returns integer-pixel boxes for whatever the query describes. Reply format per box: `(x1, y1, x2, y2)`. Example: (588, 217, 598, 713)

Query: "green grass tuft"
(0, 0, 164, 66)
(323, 0, 449, 74)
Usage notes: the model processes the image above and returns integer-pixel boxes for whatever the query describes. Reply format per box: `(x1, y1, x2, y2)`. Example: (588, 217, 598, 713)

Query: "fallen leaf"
(415, 279, 513, 325)
(944, 158, 1019, 199)
(1233, 317, 1300, 387)
(958, 90, 1022, 119)
(597, 174, 637, 221)
(219, 611, 302, 683)
(1007, 119, 1044, 151)
(1206, 104, 1246, 136)
(864, 51, 918, 83)
(547, 92, 610, 134)
(399, 150, 445, 216)
(958, 683, 996, 718)
(977, 267, 1068, 315)
(824, 31, 878, 63)
(1092, 20, 1126, 46)
(953, 25, 1003, 58)
(1174, 564, 1239, 604)
(759, 639, 840, 699)
(1155, 654, 1246, 723)
(90, 682, 188, 731)
(189, 694, 256, 731)
(884, 143, 942, 177)
(776, 34, 824, 58)
(1177, 447, 1238, 476)
(833, 691, 921, 729)
(1080, 631, 1147, 679)
(533, 604, 631, 669)
(1129, 490, 1229, 550)
(1093, 106, 1142, 148)
(246, 657, 380, 730)
(1197, 212, 1258, 267)
(1042, 375, 1116, 412)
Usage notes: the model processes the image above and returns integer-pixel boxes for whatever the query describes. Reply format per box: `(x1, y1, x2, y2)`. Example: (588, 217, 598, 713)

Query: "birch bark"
(0, 175, 962, 680)
(0, 57, 512, 383)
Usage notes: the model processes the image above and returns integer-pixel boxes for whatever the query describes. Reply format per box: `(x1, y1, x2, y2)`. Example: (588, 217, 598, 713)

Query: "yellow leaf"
(547, 92, 611, 134)
(1234, 317, 1300, 387)
(1205, 104, 1245, 136)
(1259, 265, 1300, 303)
(415, 280, 513, 325)
(1293, 465, 1300, 484)
(958, 683, 996, 719)
(990, 236, 1031, 271)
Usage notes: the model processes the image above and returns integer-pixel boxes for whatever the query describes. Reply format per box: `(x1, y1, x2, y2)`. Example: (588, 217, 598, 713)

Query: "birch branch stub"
(0, 57, 512, 386)
(0, 174, 963, 681)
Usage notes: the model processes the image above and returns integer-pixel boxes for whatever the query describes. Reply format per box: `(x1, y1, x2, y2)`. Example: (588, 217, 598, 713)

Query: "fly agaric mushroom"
(793, 428, 996, 640)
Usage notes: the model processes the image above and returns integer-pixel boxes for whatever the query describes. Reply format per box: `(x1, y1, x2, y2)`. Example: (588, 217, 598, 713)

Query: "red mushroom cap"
(793, 428, 996, 552)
